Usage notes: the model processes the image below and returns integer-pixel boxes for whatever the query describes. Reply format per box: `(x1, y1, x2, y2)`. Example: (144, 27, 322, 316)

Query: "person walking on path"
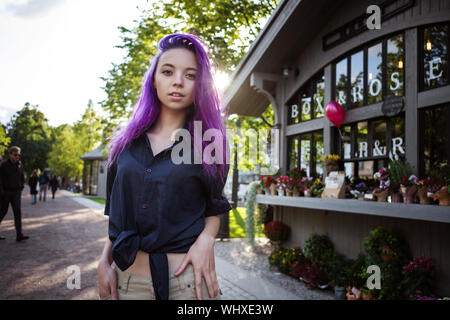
(49, 174, 59, 199)
(0, 146, 29, 242)
(97, 33, 231, 301)
(28, 170, 39, 205)
(38, 170, 50, 202)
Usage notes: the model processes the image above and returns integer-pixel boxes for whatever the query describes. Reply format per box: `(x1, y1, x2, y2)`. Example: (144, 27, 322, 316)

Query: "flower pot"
(286, 189, 293, 197)
(430, 186, 450, 206)
(304, 188, 313, 197)
(325, 159, 339, 174)
(334, 286, 346, 300)
(391, 192, 403, 203)
(373, 189, 389, 202)
(292, 188, 300, 197)
(265, 187, 270, 195)
(269, 183, 277, 195)
(417, 187, 433, 205)
(278, 188, 284, 196)
(361, 292, 374, 300)
(257, 186, 263, 194)
(400, 184, 417, 204)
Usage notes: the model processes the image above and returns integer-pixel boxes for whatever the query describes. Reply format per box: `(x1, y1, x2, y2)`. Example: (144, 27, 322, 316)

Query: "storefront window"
(336, 115, 404, 178)
(350, 51, 364, 108)
(335, 58, 348, 109)
(287, 130, 324, 178)
(367, 42, 383, 104)
(423, 23, 449, 89)
(387, 34, 404, 96)
(288, 70, 325, 124)
(421, 105, 449, 175)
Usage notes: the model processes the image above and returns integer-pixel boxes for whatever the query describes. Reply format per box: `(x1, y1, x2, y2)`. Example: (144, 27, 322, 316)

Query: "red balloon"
(325, 101, 345, 128)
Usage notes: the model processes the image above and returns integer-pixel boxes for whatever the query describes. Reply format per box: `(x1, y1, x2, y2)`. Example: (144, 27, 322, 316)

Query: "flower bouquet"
(287, 168, 306, 196)
(276, 176, 290, 196)
(351, 182, 368, 200)
(261, 175, 277, 195)
(400, 175, 419, 204)
(373, 169, 390, 202)
(301, 177, 314, 197)
(322, 154, 340, 174)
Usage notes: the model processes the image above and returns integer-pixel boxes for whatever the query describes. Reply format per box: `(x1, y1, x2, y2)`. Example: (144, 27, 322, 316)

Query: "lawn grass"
(229, 207, 265, 238)
(87, 197, 106, 205)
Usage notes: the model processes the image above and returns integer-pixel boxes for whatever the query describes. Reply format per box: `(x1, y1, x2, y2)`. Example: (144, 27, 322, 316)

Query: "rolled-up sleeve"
(104, 161, 117, 216)
(201, 166, 232, 217)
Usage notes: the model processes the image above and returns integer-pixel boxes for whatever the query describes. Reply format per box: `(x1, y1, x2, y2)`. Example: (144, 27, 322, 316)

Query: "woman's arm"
(97, 237, 118, 299)
(174, 215, 221, 300)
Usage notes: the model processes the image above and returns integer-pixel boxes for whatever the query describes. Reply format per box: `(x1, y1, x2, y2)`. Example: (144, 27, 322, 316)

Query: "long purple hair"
(107, 33, 229, 183)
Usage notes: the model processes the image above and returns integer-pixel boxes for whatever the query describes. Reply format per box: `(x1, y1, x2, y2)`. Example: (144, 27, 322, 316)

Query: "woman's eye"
(162, 70, 172, 75)
(186, 73, 196, 80)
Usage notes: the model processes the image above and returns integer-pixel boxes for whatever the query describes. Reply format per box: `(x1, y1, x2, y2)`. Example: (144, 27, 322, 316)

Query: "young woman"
(97, 33, 231, 300)
(28, 170, 38, 204)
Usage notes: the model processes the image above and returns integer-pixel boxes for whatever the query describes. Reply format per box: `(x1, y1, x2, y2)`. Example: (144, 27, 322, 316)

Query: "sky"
(0, 0, 149, 127)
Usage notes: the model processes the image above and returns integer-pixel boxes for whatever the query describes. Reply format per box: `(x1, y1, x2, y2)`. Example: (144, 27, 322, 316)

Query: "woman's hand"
(97, 259, 118, 300)
(174, 233, 219, 300)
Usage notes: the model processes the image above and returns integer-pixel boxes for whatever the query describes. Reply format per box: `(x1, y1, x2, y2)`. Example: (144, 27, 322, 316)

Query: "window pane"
(423, 106, 448, 173)
(289, 137, 299, 170)
(300, 134, 311, 176)
(367, 43, 383, 104)
(372, 119, 387, 157)
(350, 51, 364, 108)
(313, 131, 324, 177)
(387, 34, 404, 96)
(356, 121, 368, 158)
(288, 104, 300, 124)
(314, 74, 325, 118)
(341, 125, 352, 159)
(335, 58, 348, 110)
(344, 162, 355, 178)
(391, 115, 406, 160)
(300, 92, 312, 121)
(424, 24, 448, 89)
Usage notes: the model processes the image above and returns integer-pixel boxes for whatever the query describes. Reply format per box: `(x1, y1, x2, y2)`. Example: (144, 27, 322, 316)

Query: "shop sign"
(382, 96, 404, 117)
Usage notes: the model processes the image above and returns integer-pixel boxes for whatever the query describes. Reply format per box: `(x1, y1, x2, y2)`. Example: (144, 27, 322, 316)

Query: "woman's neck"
(149, 105, 188, 138)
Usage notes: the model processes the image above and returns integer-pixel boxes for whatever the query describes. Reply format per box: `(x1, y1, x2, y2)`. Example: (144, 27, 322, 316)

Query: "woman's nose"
(172, 72, 184, 87)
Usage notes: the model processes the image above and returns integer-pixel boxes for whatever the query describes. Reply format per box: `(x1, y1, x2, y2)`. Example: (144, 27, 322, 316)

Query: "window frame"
(287, 129, 324, 178)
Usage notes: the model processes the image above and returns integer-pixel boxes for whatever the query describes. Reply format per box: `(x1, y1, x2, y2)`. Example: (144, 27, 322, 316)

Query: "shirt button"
(146, 169, 152, 173)
(142, 204, 147, 209)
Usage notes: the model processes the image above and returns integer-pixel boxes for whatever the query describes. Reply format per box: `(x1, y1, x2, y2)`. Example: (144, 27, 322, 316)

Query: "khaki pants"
(100, 262, 222, 300)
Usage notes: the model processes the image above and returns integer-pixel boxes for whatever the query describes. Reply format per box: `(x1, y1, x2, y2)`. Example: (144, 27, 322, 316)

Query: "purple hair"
(107, 33, 229, 183)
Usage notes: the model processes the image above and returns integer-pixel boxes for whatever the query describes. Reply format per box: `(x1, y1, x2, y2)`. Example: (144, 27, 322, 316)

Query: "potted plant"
(351, 182, 368, 200)
(312, 178, 325, 198)
(287, 168, 306, 196)
(401, 255, 437, 299)
(416, 177, 433, 204)
(400, 174, 419, 204)
(373, 169, 390, 202)
(389, 160, 413, 203)
(322, 154, 340, 174)
(263, 221, 291, 250)
(429, 162, 450, 206)
(301, 177, 314, 197)
(260, 175, 277, 195)
(276, 175, 289, 196)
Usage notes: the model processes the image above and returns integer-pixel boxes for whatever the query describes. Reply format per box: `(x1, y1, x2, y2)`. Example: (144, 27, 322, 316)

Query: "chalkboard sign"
(382, 96, 404, 117)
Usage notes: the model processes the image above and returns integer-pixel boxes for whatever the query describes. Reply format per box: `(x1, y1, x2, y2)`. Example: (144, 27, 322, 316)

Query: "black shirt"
(104, 123, 232, 300)
(0, 159, 25, 192)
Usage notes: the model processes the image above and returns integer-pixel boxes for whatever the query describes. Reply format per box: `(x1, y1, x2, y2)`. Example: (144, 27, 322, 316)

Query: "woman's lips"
(168, 93, 184, 101)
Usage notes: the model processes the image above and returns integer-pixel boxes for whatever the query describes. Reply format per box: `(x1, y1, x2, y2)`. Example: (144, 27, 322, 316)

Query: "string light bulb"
(426, 40, 432, 51)
(398, 59, 403, 69)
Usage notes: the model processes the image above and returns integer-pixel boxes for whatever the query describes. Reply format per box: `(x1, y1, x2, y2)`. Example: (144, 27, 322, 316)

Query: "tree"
(6, 103, 52, 176)
(0, 124, 10, 157)
(48, 100, 103, 183)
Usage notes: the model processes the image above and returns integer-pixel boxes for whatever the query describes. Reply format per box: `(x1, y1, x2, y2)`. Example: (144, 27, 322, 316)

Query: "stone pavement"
(0, 188, 333, 300)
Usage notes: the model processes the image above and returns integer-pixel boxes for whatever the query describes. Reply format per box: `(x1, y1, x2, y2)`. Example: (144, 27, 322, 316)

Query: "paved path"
(0, 188, 333, 300)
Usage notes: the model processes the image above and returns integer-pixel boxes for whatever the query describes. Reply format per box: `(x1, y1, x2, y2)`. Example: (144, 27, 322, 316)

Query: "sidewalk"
(0, 188, 333, 300)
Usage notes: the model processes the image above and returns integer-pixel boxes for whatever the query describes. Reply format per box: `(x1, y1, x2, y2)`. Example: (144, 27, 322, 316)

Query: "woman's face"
(154, 48, 197, 111)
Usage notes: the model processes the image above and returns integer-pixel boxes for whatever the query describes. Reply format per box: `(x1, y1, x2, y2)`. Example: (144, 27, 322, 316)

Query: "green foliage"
(303, 234, 335, 276)
(245, 181, 259, 246)
(269, 247, 304, 274)
(6, 103, 52, 175)
(0, 125, 10, 157)
(388, 159, 413, 186)
(361, 226, 412, 300)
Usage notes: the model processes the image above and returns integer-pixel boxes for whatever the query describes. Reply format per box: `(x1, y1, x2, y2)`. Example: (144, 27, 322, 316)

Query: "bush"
(263, 221, 291, 242)
(402, 255, 437, 299)
(361, 226, 412, 299)
(303, 234, 335, 277)
(268, 247, 304, 274)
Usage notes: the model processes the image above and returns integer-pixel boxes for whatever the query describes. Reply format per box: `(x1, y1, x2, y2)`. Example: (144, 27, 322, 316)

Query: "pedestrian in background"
(49, 174, 59, 199)
(38, 170, 50, 201)
(0, 146, 29, 242)
(28, 170, 39, 205)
